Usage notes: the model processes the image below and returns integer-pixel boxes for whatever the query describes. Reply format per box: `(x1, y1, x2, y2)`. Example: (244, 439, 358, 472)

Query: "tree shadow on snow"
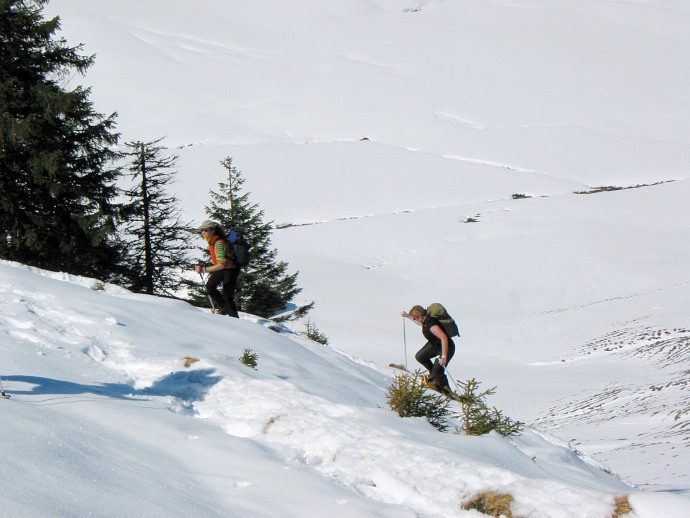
(2, 369, 222, 404)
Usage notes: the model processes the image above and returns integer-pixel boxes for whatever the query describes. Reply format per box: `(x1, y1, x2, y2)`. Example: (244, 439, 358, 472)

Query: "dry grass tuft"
(462, 491, 517, 517)
(612, 495, 633, 517)
(182, 356, 200, 368)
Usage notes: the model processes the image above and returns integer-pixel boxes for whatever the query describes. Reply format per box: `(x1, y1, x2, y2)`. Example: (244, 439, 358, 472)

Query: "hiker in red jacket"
(194, 220, 239, 317)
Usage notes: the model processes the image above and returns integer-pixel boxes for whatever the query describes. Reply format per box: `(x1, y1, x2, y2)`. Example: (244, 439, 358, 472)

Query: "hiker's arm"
(400, 311, 422, 326)
(216, 241, 234, 269)
(430, 325, 449, 366)
(195, 262, 226, 273)
(195, 242, 231, 273)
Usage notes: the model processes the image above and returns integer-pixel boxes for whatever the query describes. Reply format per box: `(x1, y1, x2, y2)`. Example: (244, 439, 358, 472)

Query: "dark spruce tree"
(120, 138, 196, 296)
(0, 0, 123, 277)
(193, 157, 314, 320)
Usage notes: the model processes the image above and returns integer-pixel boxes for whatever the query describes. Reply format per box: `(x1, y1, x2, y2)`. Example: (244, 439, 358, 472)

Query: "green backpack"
(427, 303, 460, 338)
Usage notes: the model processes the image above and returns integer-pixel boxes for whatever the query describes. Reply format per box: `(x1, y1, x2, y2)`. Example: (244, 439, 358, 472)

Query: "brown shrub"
(462, 491, 518, 517)
(182, 356, 199, 368)
(612, 495, 633, 517)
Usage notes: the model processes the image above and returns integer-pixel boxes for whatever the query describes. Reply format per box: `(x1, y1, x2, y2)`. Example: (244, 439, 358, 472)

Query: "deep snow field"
(2, 0, 689, 516)
(1, 260, 688, 517)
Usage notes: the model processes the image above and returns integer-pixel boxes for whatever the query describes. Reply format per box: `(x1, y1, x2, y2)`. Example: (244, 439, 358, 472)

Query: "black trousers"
(206, 268, 239, 317)
(415, 339, 455, 389)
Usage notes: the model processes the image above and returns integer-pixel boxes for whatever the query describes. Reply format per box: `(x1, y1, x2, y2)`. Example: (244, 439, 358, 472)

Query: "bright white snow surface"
(4, 0, 689, 515)
(0, 261, 686, 518)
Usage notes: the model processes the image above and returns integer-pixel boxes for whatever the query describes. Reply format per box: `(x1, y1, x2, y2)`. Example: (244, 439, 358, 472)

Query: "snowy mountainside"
(44, 0, 690, 220)
(533, 319, 690, 490)
(269, 178, 690, 493)
(37, 0, 690, 505)
(5, 261, 690, 517)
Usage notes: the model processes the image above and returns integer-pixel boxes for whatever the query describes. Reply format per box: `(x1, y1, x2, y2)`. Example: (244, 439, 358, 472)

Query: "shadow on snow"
(2, 369, 222, 403)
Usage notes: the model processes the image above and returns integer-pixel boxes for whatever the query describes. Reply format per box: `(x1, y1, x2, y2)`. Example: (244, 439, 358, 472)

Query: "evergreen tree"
(0, 0, 123, 277)
(192, 157, 313, 320)
(120, 138, 196, 296)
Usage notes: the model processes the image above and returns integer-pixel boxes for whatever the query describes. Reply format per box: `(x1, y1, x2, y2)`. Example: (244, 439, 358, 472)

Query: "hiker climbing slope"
(194, 220, 240, 317)
(401, 304, 457, 394)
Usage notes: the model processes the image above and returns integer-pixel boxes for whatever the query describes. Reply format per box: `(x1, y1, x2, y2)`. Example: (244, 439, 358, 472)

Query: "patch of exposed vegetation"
(303, 320, 329, 345)
(182, 356, 200, 368)
(574, 180, 673, 195)
(239, 348, 259, 369)
(612, 495, 633, 517)
(455, 378, 524, 437)
(462, 491, 519, 517)
(387, 372, 452, 432)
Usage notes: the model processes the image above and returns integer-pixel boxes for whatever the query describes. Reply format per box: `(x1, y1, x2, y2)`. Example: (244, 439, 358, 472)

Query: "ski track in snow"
(130, 27, 271, 61)
(535, 280, 690, 316)
(433, 110, 571, 132)
(340, 53, 412, 76)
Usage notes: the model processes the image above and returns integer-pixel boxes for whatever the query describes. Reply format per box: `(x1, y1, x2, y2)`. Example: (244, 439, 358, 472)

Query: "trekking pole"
(402, 317, 408, 370)
(198, 270, 216, 314)
(447, 370, 460, 392)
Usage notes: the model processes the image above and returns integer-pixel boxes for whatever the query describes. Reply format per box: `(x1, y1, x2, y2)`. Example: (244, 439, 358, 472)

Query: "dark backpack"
(427, 302, 460, 338)
(225, 229, 250, 267)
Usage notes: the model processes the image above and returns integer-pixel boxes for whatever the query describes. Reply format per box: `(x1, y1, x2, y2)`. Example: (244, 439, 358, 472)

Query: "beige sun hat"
(197, 220, 217, 230)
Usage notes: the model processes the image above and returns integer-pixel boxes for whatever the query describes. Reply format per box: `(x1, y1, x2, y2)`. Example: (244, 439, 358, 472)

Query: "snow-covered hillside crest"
(1, 260, 688, 518)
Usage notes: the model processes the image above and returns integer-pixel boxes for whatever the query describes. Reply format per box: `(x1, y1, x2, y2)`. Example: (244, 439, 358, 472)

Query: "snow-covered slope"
(1, 261, 688, 517)
(21, 0, 690, 508)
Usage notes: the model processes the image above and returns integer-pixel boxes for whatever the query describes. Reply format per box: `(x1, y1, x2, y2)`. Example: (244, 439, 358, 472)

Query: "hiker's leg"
(415, 342, 440, 373)
(221, 268, 239, 318)
(431, 340, 455, 390)
(430, 360, 448, 387)
(206, 271, 225, 309)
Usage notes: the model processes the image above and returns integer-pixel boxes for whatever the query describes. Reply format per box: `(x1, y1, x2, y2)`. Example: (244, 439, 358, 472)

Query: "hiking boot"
(437, 384, 451, 396)
(218, 306, 229, 315)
